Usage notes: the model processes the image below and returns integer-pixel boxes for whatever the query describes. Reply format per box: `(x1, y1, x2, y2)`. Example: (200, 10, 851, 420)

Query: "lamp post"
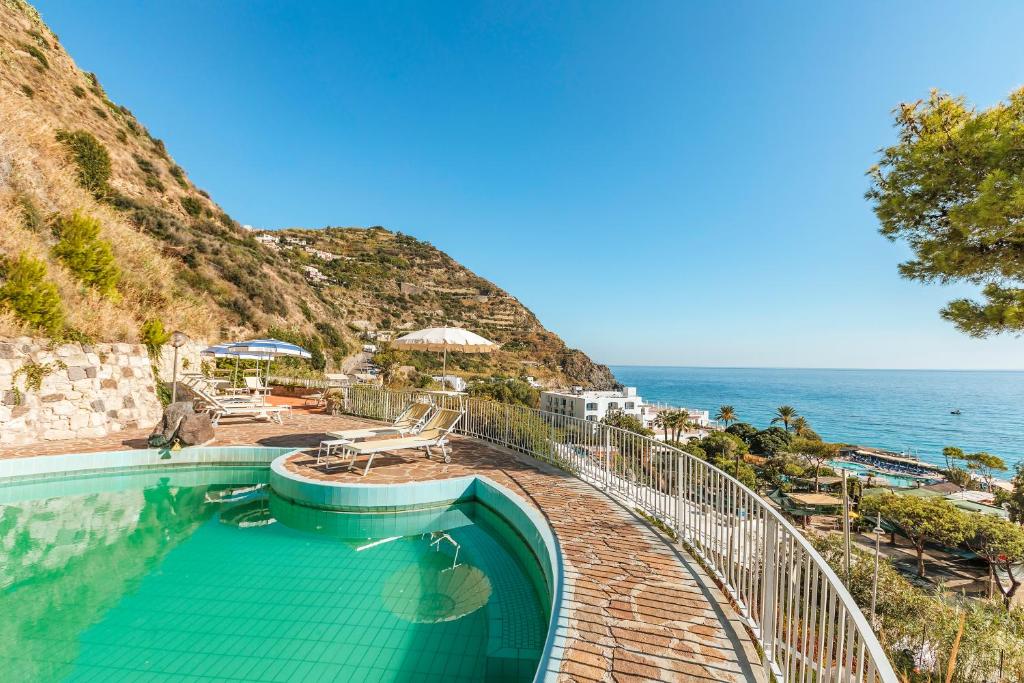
(870, 512, 884, 627)
(170, 331, 188, 403)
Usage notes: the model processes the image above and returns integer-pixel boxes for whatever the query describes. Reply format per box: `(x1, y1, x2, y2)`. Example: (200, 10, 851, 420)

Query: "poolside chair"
(317, 402, 434, 465)
(243, 375, 273, 400)
(326, 402, 433, 441)
(329, 408, 464, 475)
(191, 384, 289, 425)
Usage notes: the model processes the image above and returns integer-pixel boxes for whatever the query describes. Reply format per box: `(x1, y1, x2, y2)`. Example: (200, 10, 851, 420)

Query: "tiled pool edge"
(0, 446, 301, 481)
(268, 455, 568, 683)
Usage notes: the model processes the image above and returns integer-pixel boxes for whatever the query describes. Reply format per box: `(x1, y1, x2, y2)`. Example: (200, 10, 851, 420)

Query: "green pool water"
(0, 466, 549, 682)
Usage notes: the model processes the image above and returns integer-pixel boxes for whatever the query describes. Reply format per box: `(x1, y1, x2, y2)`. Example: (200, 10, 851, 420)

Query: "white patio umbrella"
(390, 327, 496, 390)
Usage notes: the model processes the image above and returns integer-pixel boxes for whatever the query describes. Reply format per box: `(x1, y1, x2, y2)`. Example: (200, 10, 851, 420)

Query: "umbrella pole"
(442, 347, 447, 390)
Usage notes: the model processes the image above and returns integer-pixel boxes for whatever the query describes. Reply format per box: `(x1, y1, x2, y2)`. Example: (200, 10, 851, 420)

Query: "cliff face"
(0, 0, 616, 388)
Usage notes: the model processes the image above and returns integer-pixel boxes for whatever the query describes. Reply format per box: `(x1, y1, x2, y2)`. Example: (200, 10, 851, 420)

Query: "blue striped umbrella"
(227, 339, 312, 359)
(226, 339, 313, 382)
(201, 344, 272, 361)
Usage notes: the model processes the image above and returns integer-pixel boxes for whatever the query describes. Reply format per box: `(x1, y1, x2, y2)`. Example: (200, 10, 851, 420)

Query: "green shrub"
(20, 84, 33, 98)
(55, 129, 111, 197)
(91, 106, 108, 120)
(20, 42, 48, 69)
(0, 252, 64, 335)
(17, 195, 44, 232)
(168, 165, 188, 189)
(140, 318, 170, 358)
(51, 211, 121, 298)
(72, 84, 86, 98)
(144, 175, 165, 192)
(180, 196, 203, 217)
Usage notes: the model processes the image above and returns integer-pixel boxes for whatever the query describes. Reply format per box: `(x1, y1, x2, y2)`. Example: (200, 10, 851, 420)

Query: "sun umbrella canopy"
(390, 327, 496, 353)
(227, 338, 312, 359)
(201, 344, 271, 361)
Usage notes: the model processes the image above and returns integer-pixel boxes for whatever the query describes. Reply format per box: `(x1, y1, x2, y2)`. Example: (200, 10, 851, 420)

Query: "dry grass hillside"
(0, 0, 616, 388)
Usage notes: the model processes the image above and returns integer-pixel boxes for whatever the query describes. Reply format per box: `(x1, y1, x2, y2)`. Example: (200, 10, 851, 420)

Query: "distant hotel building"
(540, 387, 645, 423)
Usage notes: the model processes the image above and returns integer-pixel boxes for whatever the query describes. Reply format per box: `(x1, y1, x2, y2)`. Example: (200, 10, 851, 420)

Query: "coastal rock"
(558, 348, 618, 390)
(148, 401, 214, 448)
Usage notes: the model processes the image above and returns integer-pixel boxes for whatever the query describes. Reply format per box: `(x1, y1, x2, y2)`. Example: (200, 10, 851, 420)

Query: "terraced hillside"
(0, 0, 615, 388)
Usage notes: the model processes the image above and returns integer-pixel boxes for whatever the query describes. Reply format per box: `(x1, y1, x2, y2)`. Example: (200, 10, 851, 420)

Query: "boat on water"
(950, 408, 962, 415)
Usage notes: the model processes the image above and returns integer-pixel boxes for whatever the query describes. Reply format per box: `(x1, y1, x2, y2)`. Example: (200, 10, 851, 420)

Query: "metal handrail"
(341, 386, 898, 682)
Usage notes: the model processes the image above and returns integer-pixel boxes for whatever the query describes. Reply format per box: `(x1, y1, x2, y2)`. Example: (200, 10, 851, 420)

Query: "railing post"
(603, 427, 610, 491)
(760, 515, 779, 672)
(675, 451, 685, 541)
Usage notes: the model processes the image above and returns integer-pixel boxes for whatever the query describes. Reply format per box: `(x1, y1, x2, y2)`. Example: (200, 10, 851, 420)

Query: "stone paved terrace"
(0, 402, 765, 682)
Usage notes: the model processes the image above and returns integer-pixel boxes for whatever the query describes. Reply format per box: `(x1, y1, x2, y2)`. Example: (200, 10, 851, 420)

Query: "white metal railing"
(341, 386, 898, 683)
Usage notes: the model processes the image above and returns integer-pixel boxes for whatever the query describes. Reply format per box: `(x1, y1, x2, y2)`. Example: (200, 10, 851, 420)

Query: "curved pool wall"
(0, 446, 298, 481)
(0, 446, 568, 683)
(268, 455, 567, 683)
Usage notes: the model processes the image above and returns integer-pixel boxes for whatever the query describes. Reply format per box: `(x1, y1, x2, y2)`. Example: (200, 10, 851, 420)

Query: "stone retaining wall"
(0, 338, 162, 446)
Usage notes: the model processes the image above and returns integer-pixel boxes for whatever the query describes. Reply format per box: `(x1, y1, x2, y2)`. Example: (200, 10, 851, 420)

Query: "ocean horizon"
(609, 365, 1024, 474)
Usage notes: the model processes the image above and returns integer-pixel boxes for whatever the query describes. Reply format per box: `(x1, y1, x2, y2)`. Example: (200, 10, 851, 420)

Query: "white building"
(540, 387, 645, 423)
(255, 233, 279, 250)
(302, 265, 329, 284)
(646, 403, 711, 428)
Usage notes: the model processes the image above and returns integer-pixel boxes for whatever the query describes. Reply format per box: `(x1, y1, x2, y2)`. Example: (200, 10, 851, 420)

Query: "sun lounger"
(316, 403, 433, 465)
(243, 376, 273, 399)
(191, 384, 289, 425)
(328, 408, 464, 475)
(325, 403, 433, 441)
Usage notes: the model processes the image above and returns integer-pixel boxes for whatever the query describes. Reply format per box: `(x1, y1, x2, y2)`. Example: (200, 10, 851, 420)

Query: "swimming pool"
(827, 460, 931, 489)
(0, 464, 550, 682)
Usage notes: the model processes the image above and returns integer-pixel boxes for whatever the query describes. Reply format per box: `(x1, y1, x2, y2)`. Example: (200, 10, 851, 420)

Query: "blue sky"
(34, 1, 1024, 369)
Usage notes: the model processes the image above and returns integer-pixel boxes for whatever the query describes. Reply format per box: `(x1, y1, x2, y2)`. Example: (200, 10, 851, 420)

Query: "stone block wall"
(0, 338, 163, 446)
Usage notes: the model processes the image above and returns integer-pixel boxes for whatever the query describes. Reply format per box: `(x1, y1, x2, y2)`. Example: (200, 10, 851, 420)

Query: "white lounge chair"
(243, 375, 273, 398)
(317, 403, 433, 465)
(191, 384, 289, 425)
(326, 402, 433, 441)
(329, 408, 464, 475)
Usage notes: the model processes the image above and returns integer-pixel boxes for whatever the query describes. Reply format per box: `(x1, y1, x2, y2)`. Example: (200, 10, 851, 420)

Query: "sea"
(610, 366, 1024, 475)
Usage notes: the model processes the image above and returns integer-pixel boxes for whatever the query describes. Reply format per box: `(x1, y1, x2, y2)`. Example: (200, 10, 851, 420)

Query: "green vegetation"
(859, 495, 970, 578)
(869, 87, 1024, 337)
(180, 195, 203, 217)
(19, 41, 48, 69)
(20, 83, 33, 98)
(747, 426, 791, 456)
(600, 410, 653, 436)
(17, 194, 44, 232)
(811, 534, 1024, 682)
(168, 164, 188, 189)
(784, 437, 838, 491)
(140, 318, 171, 358)
(467, 377, 538, 408)
(964, 515, 1024, 603)
(714, 404, 736, 426)
(72, 84, 86, 98)
(51, 212, 121, 298)
(55, 129, 111, 197)
(771, 404, 799, 431)
(0, 252, 64, 335)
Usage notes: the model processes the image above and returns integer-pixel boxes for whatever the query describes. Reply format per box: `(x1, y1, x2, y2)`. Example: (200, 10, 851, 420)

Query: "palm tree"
(653, 412, 669, 441)
(792, 416, 812, 438)
(715, 405, 737, 427)
(771, 405, 798, 432)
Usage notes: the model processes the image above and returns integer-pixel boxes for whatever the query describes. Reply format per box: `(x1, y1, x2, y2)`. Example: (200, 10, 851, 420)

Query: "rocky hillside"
(0, 0, 615, 388)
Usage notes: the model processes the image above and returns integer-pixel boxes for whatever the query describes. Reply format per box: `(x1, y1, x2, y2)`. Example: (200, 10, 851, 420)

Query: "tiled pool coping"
(0, 445, 298, 481)
(268, 455, 567, 683)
